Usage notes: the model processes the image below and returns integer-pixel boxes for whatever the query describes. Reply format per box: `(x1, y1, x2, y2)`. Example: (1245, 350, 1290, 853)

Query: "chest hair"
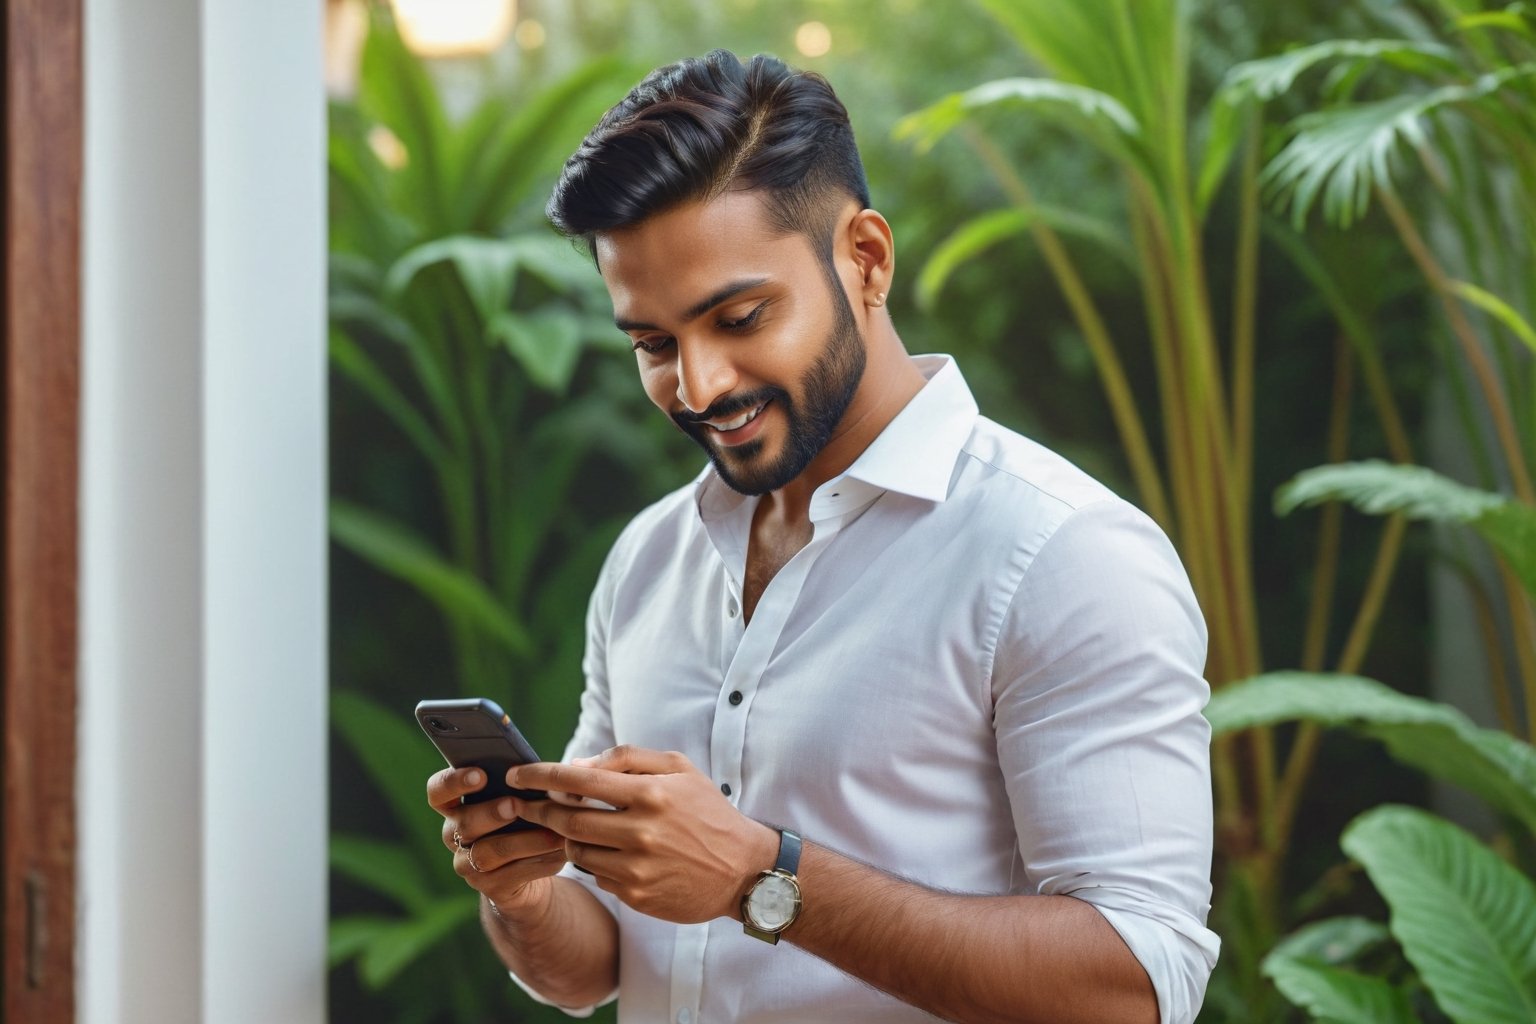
(742, 513, 813, 623)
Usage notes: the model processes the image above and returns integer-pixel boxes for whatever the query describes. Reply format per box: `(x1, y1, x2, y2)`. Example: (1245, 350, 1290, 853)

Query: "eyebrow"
(613, 277, 770, 333)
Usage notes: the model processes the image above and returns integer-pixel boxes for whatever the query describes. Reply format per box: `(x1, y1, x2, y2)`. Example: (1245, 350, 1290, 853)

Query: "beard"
(672, 281, 865, 496)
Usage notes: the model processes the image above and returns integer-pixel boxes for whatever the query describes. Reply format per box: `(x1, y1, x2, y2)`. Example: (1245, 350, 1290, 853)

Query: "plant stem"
(1498, 565, 1536, 742)
(1231, 117, 1262, 518)
(1301, 336, 1354, 672)
(1272, 514, 1408, 856)
(1457, 563, 1519, 735)
(960, 127, 1173, 533)
(1378, 187, 1535, 503)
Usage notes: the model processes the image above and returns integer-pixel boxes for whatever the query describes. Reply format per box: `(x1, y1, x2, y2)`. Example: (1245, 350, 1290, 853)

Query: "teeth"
(708, 403, 765, 432)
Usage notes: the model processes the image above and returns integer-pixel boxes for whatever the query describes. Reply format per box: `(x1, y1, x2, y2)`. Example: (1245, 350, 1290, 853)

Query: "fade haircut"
(546, 50, 871, 269)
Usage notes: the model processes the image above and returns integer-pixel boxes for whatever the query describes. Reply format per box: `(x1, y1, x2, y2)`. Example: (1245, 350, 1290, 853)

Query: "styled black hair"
(546, 50, 870, 265)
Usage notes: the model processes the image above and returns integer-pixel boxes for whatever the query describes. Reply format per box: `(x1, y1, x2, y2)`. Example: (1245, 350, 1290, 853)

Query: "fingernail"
(498, 798, 516, 820)
(571, 756, 593, 767)
(505, 767, 520, 786)
(466, 769, 483, 786)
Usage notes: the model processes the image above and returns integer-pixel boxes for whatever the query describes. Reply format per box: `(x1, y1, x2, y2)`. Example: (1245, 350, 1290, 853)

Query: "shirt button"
(720, 782, 732, 796)
(728, 690, 743, 706)
(726, 596, 739, 618)
(677, 1009, 692, 1024)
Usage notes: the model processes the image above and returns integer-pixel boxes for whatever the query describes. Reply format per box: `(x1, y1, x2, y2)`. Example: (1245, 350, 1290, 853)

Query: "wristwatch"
(742, 827, 802, 944)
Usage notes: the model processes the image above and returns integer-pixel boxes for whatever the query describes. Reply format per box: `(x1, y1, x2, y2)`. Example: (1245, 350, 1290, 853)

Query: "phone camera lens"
(427, 716, 458, 733)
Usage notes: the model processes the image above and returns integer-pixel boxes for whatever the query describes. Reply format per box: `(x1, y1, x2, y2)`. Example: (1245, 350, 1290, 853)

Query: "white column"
(79, 1, 326, 1020)
(199, 1, 327, 1020)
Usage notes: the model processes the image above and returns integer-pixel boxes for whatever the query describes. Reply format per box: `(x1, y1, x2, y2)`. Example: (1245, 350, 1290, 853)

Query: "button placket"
(708, 516, 846, 814)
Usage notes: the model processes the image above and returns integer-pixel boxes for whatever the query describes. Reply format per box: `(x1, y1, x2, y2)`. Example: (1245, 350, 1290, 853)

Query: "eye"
(631, 335, 673, 355)
(719, 301, 768, 333)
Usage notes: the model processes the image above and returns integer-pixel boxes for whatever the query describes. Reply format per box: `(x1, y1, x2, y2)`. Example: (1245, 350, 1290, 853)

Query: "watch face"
(748, 872, 800, 931)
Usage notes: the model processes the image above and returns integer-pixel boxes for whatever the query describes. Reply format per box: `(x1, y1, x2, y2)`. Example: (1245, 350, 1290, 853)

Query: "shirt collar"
(694, 354, 978, 520)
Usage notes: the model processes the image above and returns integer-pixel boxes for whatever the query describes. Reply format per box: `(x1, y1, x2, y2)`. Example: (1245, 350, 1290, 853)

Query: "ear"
(845, 208, 894, 309)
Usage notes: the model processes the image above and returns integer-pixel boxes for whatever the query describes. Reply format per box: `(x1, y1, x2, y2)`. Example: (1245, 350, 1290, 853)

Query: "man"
(427, 50, 1218, 1023)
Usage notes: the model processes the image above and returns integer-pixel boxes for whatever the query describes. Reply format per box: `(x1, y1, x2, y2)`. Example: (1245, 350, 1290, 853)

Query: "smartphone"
(416, 698, 549, 835)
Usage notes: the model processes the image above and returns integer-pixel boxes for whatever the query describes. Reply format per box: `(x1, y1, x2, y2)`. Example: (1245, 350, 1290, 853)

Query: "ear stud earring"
(870, 292, 886, 307)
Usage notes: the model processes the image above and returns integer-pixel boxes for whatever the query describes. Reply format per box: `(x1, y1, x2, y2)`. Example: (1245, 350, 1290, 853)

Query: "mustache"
(672, 386, 787, 427)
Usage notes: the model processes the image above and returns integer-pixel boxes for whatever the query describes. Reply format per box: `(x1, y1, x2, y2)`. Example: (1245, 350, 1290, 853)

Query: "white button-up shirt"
(518, 355, 1219, 1023)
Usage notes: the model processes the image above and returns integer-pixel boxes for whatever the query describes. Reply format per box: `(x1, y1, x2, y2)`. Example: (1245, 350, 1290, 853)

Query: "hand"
(426, 767, 568, 915)
(508, 746, 778, 925)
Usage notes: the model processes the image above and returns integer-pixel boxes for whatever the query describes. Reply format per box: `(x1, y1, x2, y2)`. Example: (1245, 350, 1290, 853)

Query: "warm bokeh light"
(514, 18, 547, 50)
(795, 21, 832, 58)
(367, 125, 409, 170)
(391, 0, 515, 58)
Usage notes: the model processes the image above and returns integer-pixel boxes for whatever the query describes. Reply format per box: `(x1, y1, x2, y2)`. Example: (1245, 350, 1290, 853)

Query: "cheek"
(638, 361, 677, 412)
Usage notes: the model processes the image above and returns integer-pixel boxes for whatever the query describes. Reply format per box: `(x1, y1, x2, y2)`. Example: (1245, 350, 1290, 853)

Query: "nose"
(675, 336, 739, 415)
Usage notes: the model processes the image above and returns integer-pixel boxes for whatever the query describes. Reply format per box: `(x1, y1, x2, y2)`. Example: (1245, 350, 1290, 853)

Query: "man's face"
(597, 191, 866, 495)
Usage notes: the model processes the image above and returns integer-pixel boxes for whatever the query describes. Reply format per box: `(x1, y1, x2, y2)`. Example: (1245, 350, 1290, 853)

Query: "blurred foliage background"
(326, 0, 1535, 1021)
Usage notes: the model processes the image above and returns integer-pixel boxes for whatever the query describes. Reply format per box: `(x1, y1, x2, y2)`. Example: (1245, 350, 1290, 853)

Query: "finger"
(509, 760, 660, 805)
(513, 795, 640, 847)
(572, 745, 692, 776)
(510, 762, 621, 803)
(461, 827, 566, 874)
(427, 767, 486, 813)
(441, 796, 524, 849)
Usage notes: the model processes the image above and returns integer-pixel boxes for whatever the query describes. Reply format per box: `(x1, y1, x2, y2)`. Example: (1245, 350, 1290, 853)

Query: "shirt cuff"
(1068, 886, 1220, 1024)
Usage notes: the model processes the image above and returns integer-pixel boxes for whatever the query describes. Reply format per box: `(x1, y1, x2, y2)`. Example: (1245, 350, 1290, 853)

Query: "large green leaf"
(1218, 40, 1460, 106)
(385, 235, 521, 329)
(330, 501, 534, 657)
(1263, 958, 1418, 1024)
(1262, 916, 1417, 1023)
(329, 689, 448, 870)
(331, 833, 438, 914)
(328, 914, 397, 969)
(973, 0, 1183, 139)
(454, 56, 642, 231)
(489, 307, 585, 395)
(1276, 460, 1536, 599)
(358, 896, 480, 989)
(1264, 64, 1536, 227)
(1207, 673, 1536, 835)
(357, 8, 452, 233)
(1344, 806, 1536, 1023)
(915, 206, 1133, 311)
(328, 330, 447, 464)
(1269, 916, 1396, 966)
(895, 78, 1147, 178)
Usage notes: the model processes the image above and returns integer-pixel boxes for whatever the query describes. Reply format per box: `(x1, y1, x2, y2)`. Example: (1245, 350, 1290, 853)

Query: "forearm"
(481, 877, 619, 1010)
(781, 842, 1158, 1024)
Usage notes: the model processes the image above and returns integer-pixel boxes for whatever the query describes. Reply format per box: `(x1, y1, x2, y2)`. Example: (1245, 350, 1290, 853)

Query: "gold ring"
(467, 843, 484, 873)
(452, 829, 467, 852)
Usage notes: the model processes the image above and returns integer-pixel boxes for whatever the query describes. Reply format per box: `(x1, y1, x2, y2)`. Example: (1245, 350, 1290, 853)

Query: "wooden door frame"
(3, 0, 82, 1018)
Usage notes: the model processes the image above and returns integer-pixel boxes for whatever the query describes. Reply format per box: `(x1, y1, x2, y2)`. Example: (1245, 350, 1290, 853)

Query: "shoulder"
(947, 415, 1156, 565)
(591, 475, 702, 594)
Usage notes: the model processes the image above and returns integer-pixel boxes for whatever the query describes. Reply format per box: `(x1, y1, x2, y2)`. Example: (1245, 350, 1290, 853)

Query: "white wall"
(79, 1, 327, 1021)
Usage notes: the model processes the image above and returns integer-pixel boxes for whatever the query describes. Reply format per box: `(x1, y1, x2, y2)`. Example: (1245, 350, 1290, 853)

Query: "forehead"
(595, 191, 811, 316)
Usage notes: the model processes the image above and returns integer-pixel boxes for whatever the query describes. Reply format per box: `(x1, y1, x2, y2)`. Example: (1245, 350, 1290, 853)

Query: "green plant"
(894, 2, 1423, 1013)
(1208, 672, 1536, 1023)
(325, 10, 673, 1019)
(1217, 0, 1536, 745)
(898, 2, 1536, 1014)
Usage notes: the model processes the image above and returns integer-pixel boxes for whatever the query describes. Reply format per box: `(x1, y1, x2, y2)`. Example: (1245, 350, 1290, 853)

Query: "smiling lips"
(704, 401, 769, 445)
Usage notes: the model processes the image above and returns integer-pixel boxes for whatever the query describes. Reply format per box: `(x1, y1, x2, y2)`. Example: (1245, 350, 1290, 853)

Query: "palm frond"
(896, 78, 1147, 179)
(1263, 64, 1536, 227)
(1218, 39, 1460, 107)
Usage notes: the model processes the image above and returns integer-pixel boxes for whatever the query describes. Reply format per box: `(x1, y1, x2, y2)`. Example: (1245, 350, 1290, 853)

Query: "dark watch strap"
(775, 828, 802, 875)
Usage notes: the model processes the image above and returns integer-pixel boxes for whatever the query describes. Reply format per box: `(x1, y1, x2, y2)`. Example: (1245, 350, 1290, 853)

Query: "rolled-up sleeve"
(991, 497, 1220, 1024)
